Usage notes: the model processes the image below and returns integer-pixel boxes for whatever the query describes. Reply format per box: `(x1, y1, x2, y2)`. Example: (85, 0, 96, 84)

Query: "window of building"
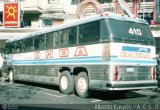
(99, 0, 112, 4)
(48, 0, 59, 4)
(78, 21, 100, 45)
(23, 20, 31, 27)
(0, 16, 2, 24)
(42, 19, 52, 27)
(71, 0, 78, 5)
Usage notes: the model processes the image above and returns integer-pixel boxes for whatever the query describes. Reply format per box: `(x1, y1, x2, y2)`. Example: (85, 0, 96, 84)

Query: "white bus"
(3, 14, 157, 97)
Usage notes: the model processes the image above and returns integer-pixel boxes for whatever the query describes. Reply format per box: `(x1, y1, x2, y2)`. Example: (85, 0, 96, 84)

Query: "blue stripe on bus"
(12, 56, 117, 62)
(122, 46, 151, 53)
(12, 56, 156, 65)
(13, 56, 101, 62)
(111, 59, 156, 64)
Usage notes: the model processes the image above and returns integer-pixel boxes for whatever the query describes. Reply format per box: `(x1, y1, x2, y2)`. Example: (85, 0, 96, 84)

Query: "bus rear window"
(107, 19, 155, 45)
(108, 19, 152, 38)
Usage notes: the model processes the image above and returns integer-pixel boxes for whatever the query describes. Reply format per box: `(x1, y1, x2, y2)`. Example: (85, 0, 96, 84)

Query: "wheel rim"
(60, 76, 68, 90)
(77, 77, 87, 93)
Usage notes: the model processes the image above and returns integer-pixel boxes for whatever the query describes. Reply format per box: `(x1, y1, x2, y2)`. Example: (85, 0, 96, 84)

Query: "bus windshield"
(106, 19, 155, 46)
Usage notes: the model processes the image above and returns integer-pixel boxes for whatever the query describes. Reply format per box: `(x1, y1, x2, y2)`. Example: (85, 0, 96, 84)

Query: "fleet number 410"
(129, 28, 142, 36)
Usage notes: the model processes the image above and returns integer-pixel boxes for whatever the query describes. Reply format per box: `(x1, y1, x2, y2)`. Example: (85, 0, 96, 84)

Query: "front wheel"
(59, 71, 74, 94)
(75, 72, 90, 98)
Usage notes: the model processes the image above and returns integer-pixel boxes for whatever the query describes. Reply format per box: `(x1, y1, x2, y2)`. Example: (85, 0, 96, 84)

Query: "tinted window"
(68, 27, 77, 45)
(79, 21, 100, 44)
(24, 37, 34, 52)
(46, 31, 59, 49)
(5, 42, 16, 54)
(60, 27, 77, 47)
(71, 0, 78, 4)
(34, 34, 46, 51)
(108, 19, 153, 38)
(107, 19, 155, 45)
(16, 40, 25, 53)
(100, 19, 110, 42)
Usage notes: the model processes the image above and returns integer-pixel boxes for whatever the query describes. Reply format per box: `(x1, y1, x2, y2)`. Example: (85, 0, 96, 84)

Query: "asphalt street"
(0, 81, 160, 110)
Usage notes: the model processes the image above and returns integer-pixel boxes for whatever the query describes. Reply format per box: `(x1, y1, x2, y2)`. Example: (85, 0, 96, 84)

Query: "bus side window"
(6, 43, 15, 54)
(53, 32, 59, 48)
(68, 27, 77, 45)
(46, 31, 59, 49)
(16, 40, 24, 53)
(100, 19, 110, 42)
(5, 44, 10, 53)
(9, 42, 16, 53)
(59, 27, 77, 47)
(34, 36, 40, 50)
(24, 37, 34, 52)
(34, 35, 45, 51)
(60, 29, 69, 46)
(38, 35, 46, 50)
(79, 21, 100, 45)
(46, 32, 53, 49)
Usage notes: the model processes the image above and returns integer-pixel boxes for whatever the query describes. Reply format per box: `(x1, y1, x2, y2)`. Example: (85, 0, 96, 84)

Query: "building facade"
(0, 0, 78, 27)
(0, 0, 157, 28)
(0, 0, 159, 52)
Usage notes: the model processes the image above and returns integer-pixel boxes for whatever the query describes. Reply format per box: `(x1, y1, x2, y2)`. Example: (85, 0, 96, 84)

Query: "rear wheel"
(75, 72, 90, 98)
(59, 71, 74, 94)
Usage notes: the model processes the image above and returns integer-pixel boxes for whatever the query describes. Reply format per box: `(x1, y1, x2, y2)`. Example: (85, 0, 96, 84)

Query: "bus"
(2, 14, 157, 97)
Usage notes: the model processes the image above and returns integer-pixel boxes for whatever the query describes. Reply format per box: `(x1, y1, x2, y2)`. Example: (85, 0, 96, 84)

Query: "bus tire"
(75, 72, 90, 98)
(59, 71, 74, 94)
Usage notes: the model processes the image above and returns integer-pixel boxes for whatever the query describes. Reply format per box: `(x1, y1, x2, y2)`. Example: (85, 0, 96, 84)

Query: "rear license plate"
(127, 67, 134, 72)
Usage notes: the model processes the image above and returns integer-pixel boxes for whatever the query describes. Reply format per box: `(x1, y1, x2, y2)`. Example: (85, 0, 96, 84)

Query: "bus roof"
(6, 13, 148, 43)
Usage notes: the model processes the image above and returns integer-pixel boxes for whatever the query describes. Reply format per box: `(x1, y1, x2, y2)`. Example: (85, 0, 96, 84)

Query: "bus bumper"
(89, 80, 158, 91)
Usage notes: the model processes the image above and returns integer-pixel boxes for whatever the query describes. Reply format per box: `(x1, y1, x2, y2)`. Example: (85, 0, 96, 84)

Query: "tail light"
(152, 67, 156, 80)
(114, 66, 119, 81)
